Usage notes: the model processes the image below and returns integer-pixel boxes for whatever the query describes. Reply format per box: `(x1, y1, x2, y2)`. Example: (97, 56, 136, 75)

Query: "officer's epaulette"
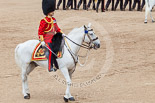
(43, 16, 53, 24)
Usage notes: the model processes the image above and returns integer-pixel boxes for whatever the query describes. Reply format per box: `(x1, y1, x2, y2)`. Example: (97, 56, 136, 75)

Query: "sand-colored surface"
(0, 0, 155, 103)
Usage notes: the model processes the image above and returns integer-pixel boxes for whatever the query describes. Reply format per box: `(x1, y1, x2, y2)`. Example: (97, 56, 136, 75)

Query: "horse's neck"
(67, 27, 84, 55)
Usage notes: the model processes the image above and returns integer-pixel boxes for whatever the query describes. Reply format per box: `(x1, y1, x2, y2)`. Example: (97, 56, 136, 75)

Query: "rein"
(64, 29, 98, 50)
(64, 36, 93, 49)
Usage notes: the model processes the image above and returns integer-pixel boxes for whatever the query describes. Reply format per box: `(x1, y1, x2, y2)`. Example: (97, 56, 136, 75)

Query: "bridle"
(83, 28, 99, 49)
(64, 26, 99, 73)
(64, 28, 99, 50)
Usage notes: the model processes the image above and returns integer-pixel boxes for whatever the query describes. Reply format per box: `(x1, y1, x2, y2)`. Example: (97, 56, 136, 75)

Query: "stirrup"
(49, 67, 57, 72)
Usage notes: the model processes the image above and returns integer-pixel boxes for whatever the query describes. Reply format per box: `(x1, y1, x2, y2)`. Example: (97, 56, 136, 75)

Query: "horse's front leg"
(60, 67, 75, 102)
(144, 6, 149, 23)
(149, 6, 155, 22)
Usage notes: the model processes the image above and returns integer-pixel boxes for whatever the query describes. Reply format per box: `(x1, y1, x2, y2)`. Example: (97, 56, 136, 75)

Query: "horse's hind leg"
(21, 65, 30, 99)
(22, 62, 37, 99)
(27, 62, 38, 75)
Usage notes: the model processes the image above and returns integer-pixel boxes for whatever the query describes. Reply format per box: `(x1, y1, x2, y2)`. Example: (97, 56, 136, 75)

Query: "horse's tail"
(15, 43, 22, 68)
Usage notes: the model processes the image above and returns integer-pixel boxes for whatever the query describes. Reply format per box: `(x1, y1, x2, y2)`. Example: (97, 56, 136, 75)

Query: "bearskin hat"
(42, 0, 55, 15)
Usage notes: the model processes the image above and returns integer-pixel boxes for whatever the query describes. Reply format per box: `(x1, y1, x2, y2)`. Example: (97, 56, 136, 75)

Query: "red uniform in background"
(38, 16, 62, 72)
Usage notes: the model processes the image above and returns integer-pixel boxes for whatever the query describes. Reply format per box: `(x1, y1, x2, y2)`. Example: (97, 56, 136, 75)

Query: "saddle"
(31, 33, 65, 69)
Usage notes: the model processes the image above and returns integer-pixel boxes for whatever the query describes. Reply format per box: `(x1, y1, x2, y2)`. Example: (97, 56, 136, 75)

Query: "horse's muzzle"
(93, 43, 100, 49)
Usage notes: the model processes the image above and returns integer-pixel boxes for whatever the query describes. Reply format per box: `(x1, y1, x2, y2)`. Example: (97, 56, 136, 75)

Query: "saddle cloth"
(31, 43, 47, 61)
(31, 40, 64, 61)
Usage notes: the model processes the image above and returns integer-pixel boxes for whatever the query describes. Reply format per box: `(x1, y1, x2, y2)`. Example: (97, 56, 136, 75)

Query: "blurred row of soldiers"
(56, 0, 146, 12)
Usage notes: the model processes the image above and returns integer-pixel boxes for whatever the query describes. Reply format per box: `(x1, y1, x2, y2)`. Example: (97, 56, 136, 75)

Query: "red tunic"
(38, 16, 61, 43)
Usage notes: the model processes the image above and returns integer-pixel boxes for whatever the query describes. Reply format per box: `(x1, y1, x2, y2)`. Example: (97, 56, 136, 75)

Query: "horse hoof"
(152, 20, 155, 23)
(144, 21, 147, 24)
(24, 93, 30, 99)
(24, 95, 30, 99)
(27, 93, 30, 97)
(69, 97, 75, 101)
(64, 97, 68, 102)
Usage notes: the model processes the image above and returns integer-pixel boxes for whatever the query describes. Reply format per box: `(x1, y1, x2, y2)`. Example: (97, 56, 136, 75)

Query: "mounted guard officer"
(38, 0, 63, 72)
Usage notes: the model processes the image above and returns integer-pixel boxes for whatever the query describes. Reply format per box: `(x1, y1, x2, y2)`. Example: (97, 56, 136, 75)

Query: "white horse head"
(83, 23, 100, 49)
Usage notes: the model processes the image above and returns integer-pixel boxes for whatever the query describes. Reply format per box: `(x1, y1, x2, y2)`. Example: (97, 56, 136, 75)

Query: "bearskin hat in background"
(42, 0, 55, 15)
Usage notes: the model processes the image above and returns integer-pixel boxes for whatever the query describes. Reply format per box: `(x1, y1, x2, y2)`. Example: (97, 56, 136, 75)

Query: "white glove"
(62, 33, 66, 36)
(41, 41, 46, 47)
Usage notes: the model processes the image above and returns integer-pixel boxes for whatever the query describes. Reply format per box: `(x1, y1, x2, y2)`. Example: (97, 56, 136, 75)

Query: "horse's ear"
(84, 25, 87, 29)
(88, 23, 91, 28)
